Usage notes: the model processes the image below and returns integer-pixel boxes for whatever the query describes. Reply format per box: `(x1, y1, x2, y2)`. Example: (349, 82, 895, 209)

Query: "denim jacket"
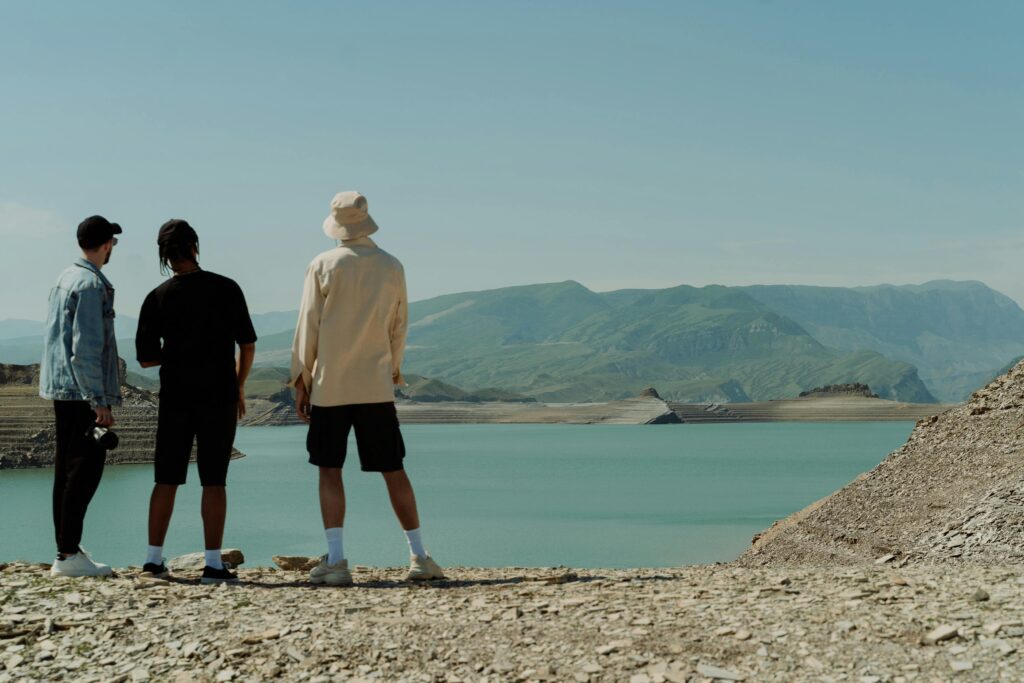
(39, 258, 123, 408)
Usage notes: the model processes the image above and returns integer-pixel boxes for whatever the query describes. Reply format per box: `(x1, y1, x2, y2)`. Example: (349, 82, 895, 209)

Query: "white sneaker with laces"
(309, 556, 353, 586)
(407, 554, 445, 581)
(50, 551, 113, 578)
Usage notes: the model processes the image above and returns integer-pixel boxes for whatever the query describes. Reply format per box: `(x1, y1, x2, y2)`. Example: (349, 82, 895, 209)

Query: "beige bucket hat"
(323, 191, 379, 241)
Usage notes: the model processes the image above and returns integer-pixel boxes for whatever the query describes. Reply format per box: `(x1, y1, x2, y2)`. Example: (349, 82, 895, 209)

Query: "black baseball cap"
(77, 215, 123, 249)
(158, 219, 199, 245)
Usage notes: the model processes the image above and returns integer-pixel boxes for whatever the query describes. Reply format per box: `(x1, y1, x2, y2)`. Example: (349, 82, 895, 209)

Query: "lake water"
(0, 423, 912, 568)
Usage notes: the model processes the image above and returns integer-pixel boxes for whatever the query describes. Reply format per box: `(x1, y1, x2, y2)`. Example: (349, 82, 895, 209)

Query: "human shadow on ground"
(133, 570, 638, 590)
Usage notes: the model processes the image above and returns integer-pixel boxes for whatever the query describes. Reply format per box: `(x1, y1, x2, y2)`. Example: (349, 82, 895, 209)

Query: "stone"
(271, 556, 321, 572)
(922, 625, 959, 645)
(949, 660, 973, 672)
(971, 588, 990, 602)
(695, 664, 745, 681)
(168, 549, 245, 571)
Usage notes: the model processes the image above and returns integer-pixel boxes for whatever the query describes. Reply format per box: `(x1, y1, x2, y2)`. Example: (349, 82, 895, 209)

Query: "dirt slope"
(739, 360, 1024, 567)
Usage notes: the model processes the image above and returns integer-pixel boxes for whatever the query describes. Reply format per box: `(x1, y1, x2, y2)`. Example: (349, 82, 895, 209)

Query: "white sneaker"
(309, 555, 353, 586)
(51, 551, 113, 578)
(407, 554, 445, 581)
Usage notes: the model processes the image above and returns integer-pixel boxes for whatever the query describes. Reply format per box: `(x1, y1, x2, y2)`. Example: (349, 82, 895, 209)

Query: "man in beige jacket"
(290, 191, 443, 586)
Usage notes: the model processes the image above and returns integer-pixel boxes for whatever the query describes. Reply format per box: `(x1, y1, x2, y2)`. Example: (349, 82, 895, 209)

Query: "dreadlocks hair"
(159, 236, 199, 276)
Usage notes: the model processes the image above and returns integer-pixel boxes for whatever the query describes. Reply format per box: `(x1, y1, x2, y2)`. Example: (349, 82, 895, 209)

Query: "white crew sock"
(325, 527, 345, 565)
(204, 549, 224, 570)
(145, 545, 163, 565)
(404, 528, 427, 558)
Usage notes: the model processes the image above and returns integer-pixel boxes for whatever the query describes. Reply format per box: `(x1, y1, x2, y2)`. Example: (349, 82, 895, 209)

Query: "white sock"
(204, 549, 224, 570)
(145, 545, 163, 565)
(325, 527, 345, 565)
(405, 528, 427, 558)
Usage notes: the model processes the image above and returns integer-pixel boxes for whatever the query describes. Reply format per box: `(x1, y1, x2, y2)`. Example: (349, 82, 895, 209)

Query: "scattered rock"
(271, 556, 320, 571)
(167, 549, 245, 571)
(922, 625, 959, 645)
(696, 664, 745, 681)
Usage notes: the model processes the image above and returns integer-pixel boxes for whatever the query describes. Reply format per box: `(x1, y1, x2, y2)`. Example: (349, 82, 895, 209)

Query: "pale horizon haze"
(2, 1, 1022, 322)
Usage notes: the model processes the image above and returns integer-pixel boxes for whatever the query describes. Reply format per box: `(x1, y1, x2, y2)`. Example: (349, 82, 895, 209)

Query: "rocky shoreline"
(740, 359, 1024, 568)
(4, 362, 1023, 680)
(2, 562, 1023, 682)
(2, 561, 1024, 683)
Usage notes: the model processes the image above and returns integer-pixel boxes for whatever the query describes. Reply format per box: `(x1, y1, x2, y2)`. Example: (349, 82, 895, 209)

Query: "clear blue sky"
(2, 1, 1022, 321)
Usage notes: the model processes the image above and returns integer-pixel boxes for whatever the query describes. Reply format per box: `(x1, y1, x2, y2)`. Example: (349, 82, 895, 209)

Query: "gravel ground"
(3, 562, 1024, 682)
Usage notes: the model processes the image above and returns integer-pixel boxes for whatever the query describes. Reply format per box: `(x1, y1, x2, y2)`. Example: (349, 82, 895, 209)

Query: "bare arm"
(235, 342, 256, 420)
(139, 360, 161, 368)
(294, 375, 311, 424)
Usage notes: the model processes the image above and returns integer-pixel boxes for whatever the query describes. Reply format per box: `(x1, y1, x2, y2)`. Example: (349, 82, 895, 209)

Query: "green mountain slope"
(740, 281, 1024, 401)
(404, 282, 935, 403)
(17, 278, 1019, 404)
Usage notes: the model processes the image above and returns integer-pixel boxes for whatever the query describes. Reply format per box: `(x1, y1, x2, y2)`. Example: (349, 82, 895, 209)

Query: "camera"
(88, 425, 119, 450)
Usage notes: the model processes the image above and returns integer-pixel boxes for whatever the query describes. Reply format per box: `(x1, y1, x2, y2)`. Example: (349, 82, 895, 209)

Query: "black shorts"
(154, 399, 237, 486)
(306, 402, 406, 472)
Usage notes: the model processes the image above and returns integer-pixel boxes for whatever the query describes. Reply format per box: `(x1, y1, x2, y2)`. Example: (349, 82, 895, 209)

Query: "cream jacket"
(290, 237, 407, 406)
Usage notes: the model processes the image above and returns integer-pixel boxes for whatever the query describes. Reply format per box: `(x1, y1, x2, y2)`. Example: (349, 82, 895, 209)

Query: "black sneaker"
(201, 565, 240, 585)
(141, 562, 170, 579)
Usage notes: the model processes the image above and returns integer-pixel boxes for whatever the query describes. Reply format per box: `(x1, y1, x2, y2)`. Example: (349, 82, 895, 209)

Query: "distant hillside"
(740, 281, 1024, 402)
(402, 281, 935, 403)
(10, 279, 1023, 404)
(240, 367, 535, 404)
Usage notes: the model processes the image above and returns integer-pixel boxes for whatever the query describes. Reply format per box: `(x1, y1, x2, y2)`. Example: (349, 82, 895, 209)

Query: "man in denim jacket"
(39, 215, 124, 577)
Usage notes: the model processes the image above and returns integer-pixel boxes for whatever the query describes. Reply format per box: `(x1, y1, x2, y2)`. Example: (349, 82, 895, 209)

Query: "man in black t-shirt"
(135, 219, 257, 584)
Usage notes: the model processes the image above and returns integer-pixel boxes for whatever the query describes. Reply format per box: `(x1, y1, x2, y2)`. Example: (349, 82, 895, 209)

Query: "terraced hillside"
(0, 363, 241, 469)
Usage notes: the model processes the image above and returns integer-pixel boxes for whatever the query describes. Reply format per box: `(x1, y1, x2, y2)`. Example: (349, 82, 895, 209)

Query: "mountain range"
(4, 280, 1023, 403)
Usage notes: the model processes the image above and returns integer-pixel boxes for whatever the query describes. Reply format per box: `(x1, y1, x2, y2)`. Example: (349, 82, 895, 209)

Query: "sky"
(1, 1, 1022, 321)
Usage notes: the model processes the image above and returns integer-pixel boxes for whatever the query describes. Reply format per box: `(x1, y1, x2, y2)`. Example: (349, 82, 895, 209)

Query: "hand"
(237, 386, 247, 421)
(94, 406, 114, 427)
(295, 382, 311, 424)
(392, 371, 404, 386)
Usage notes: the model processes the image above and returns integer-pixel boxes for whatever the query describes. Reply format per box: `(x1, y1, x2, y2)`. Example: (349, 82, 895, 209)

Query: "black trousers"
(52, 401, 107, 555)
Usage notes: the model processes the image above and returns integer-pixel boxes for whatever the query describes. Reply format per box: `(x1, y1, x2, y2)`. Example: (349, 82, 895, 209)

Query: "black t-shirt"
(135, 270, 257, 402)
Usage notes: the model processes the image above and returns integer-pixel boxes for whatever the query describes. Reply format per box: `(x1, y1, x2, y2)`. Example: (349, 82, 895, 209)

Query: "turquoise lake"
(0, 423, 912, 568)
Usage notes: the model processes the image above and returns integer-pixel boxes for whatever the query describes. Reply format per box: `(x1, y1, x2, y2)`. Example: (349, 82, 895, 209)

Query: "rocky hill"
(0, 362, 241, 469)
(246, 281, 943, 404)
(741, 281, 1024, 402)
(739, 359, 1024, 567)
